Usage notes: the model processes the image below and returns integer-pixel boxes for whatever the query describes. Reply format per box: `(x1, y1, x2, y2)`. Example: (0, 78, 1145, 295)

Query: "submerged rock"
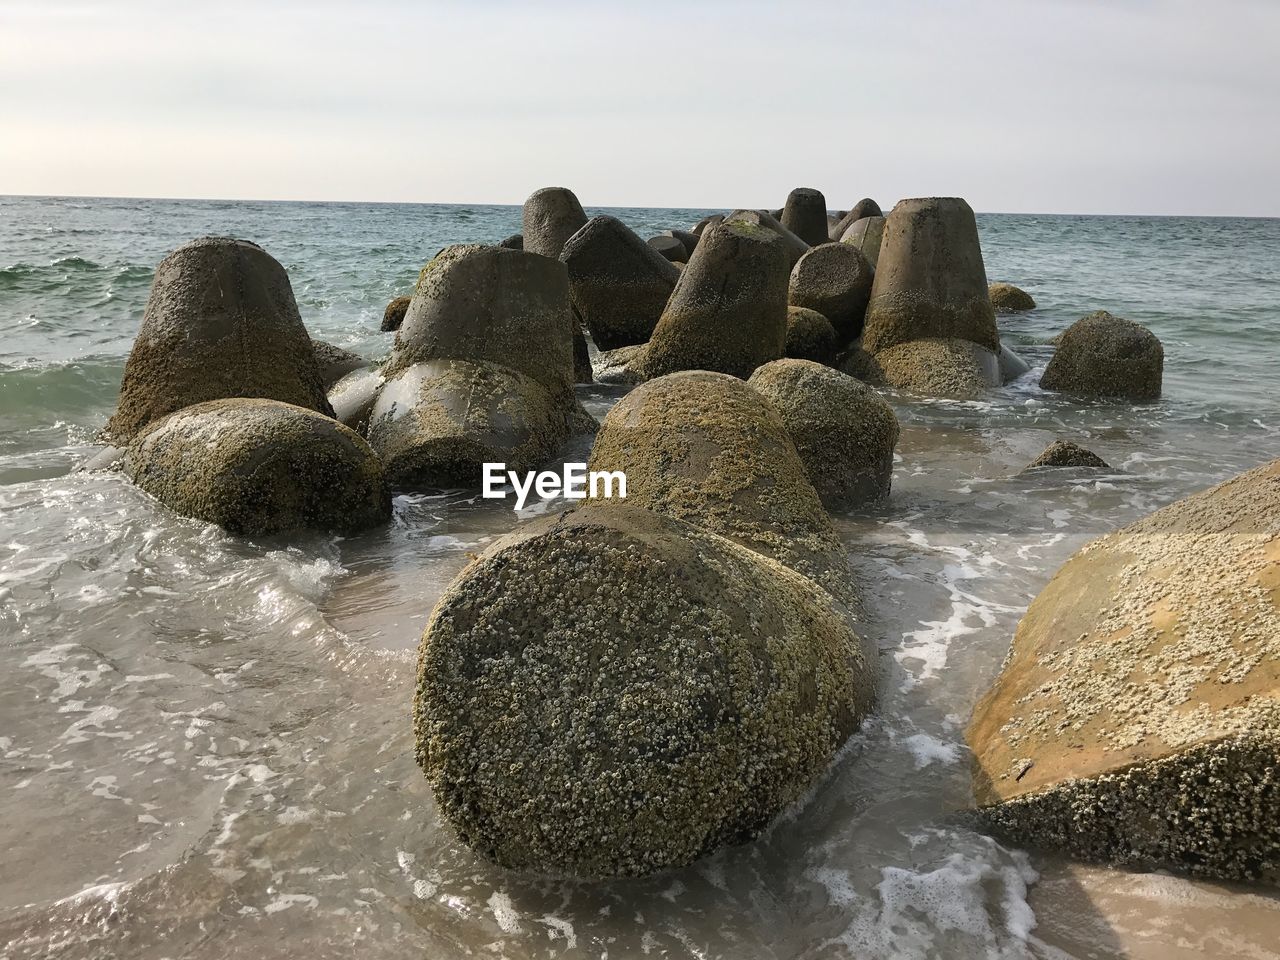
(840, 215, 886, 268)
(1023, 440, 1110, 471)
(311, 339, 370, 390)
(862, 198, 998, 355)
(788, 242, 875, 342)
(989, 282, 1036, 313)
(107, 237, 333, 443)
(414, 371, 874, 878)
(781, 187, 830, 247)
(1040, 311, 1163, 402)
(784, 306, 839, 366)
(124, 398, 389, 535)
(636, 220, 789, 381)
(521, 186, 588, 259)
(968, 458, 1280, 883)
(560, 216, 680, 350)
(748, 359, 899, 508)
(382, 295, 412, 332)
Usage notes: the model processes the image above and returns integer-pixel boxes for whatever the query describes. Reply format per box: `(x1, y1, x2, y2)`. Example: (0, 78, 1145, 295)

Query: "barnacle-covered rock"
(989, 282, 1036, 313)
(382, 295, 412, 331)
(311, 338, 369, 390)
(780, 186, 830, 247)
(847, 337, 1001, 400)
(785, 306, 839, 366)
(1040, 311, 1163, 402)
(1023, 440, 1110, 471)
(788, 242, 875, 342)
(521, 186, 588, 259)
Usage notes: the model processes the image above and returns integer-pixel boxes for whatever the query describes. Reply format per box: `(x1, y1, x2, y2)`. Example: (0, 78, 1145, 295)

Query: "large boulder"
(724, 209, 810, 266)
(861, 198, 998, 355)
(666, 228, 700, 259)
(781, 187, 830, 247)
(107, 237, 333, 443)
(414, 371, 874, 878)
(635, 220, 789, 381)
(382, 295, 411, 332)
(371, 244, 591, 484)
(311, 339, 369, 390)
(521, 186, 588, 259)
(968, 458, 1280, 883)
(788, 242, 875, 342)
(989, 282, 1036, 313)
(840, 215, 886, 268)
(124, 398, 389, 535)
(785, 306, 839, 366)
(830, 198, 883, 241)
(691, 213, 724, 237)
(560, 216, 680, 350)
(845, 337, 1002, 400)
(328, 367, 384, 434)
(646, 235, 687, 263)
(497, 233, 524, 250)
(748, 359, 899, 509)
(1040, 311, 1163, 402)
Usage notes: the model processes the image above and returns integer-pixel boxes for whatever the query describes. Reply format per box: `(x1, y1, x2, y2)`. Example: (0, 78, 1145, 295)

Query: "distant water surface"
(1, 195, 1278, 959)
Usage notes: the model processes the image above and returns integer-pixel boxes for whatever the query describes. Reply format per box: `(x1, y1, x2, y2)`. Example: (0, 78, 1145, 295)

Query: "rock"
(724, 209, 810, 266)
(382, 295, 412, 332)
(77, 446, 125, 472)
(414, 371, 875, 878)
(1040, 311, 1163, 402)
(106, 237, 333, 443)
(1023, 440, 1111, 471)
(497, 233, 524, 250)
(861, 198, 998, 355)
(328, 367, 384, 434)
(560, 216, 680, 350)
(826, 214, 843, 238)
(414, 504, 871, 879)
(999, 343, 1032, 383)
(840, 215, 886, 268)
(691, 214, 724, 237)
(666, 229, 700, 259)
(593, 343, 647, 385)
(573, 327, 594, 384)
(967, 458, 1280, 883)
(521, 186, 588, 259)
(989, 282, 1036, 313)
(849, 337, 1001, 400)
(311, 339, 370, 390)
(748, 359, 899, 508)
(781, 187, 830, 247)
(784, 306, 839, 366)
(636, 220, 789, 381)
(124, 398, 390, 535)
(372, 244, 591, 485)
(646, 235, 687, 263)
(830, 198, 883, 241)
(788, 242, 875, 342)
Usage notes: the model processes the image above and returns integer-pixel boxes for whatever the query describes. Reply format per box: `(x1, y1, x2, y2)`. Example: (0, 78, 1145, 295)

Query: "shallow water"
(2, 196, 1279, 958)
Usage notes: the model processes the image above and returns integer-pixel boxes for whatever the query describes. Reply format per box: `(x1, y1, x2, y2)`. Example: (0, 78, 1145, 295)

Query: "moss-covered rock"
(106, 237, 333, 443)
(989, 282, 1036, 313)
(1023, 439, 1110, 471)
(788, 242, 875, 342)
(862, 198, 998, 355)
(1040, 311, 1163, 402)
(382, 295, 412, 332)
(311, 338, 370, 390)
(560, 216, 680, 350)
(748, 359, 899, 509)
(724, 209, 810, 266)
(124, 398, 389, 534)
(785, 306, 839, 366)
(413, 504, 873, 879)
(781, 187, 830, 247)
(840, 215, 886, 268)
(968, 458, 1280, 883)
(830, 198, 883, 241)
(635, 220, 789, 381)
(850, 337, 1002, 400)
(521, 186, 588, 259)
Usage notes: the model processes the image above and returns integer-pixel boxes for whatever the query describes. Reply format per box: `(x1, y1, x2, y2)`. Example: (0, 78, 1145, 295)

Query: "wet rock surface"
(1023, 439, 1111, 471)
(788, 241, 875, 342)
(989, 281, 1036, 313)
(1040, 310, 1164, 402)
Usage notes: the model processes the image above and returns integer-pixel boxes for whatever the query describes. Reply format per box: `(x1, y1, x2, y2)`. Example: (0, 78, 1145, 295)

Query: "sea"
(1, 195, 1278, 959)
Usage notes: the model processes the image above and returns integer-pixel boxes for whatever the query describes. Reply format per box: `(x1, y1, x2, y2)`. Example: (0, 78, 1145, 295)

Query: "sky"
(1, 0, 1278, 215)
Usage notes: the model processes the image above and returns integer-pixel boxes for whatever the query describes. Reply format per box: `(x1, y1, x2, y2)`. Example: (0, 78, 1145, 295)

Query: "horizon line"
(2, 191, 1277, 221)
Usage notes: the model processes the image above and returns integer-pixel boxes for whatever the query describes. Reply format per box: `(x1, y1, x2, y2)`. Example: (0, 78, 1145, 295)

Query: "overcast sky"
(1, 0, 1277, 215)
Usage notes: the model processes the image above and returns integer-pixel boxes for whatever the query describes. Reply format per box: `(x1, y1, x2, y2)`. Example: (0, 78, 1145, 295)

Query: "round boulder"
(781, 187, 830, 247)
(1023, 439, 1111, 471)
(840, 215, 886, 268)
(561, 216, 680, 350)
(124, 398, 389, 535)
(785, 306, 839, 366)
(748, 359, 899, 508)
(521, 186, 588, 259)
(861, 197, 998, 355)
(636, 221, 789, 381)
(414, 503, 873, 879)
(788, 242, 875, 342)
(1039, 311, 1163, 402)
(989, 282, 1036, 313)
(107, 237, 333, 443)
(382, 295, 412, 332)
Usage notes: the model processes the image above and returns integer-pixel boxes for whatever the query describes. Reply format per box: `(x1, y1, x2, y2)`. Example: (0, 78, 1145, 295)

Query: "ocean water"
(1, 195, 1279, 959)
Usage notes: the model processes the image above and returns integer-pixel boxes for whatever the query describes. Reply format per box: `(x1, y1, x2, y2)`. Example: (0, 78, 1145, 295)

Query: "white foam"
(901, 733, 962, 768)
(488, 890, 522, 934)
